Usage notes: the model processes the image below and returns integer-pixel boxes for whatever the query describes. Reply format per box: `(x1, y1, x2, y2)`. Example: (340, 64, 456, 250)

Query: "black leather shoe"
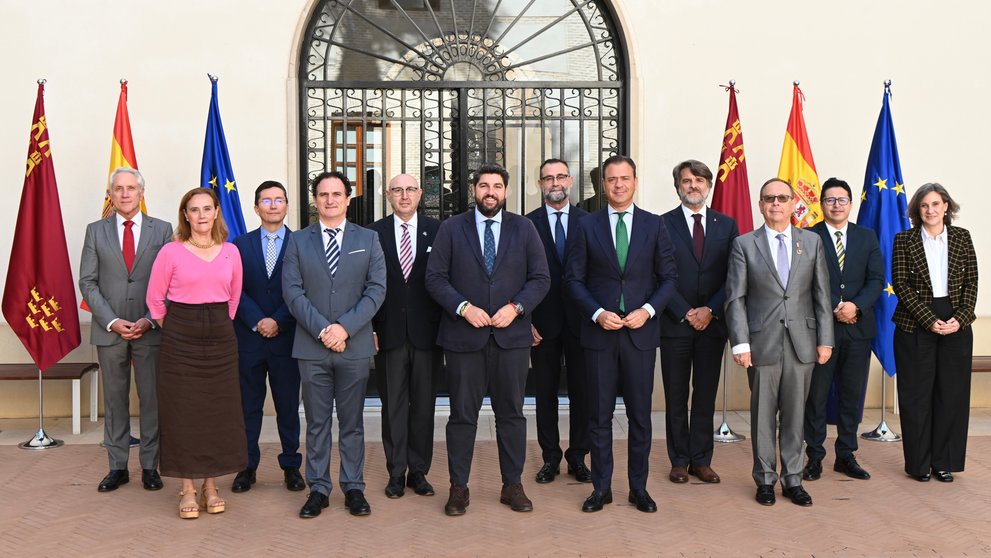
(932, 469, 954, 483)
(345, 489, 371, 516)
(535, 463, 559, 484)
(141, 469, 163, 491)
(299, 492, 329, 518)
(581, 489, 613, 512)
(834, 455, 871, 480)
(913, 473, 931, 482)
(783, 485, 813, 506)
(385, 476, 406, 498)
(98, 470, 129, 492)
(802, 459, 822, 481)
(407, 472, 434, 496)
(445, 485, 469, 516)
(567, 461, 592, 483)
(284, 467, 306, 491)
(231, 469, 256, 493)
(628, 489, 657, 513)
(755, 484, 775, 506)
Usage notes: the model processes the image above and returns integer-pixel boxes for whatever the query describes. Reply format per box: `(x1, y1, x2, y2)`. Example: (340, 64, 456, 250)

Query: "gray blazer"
(724, 225, 833, 366)
(78, 214, 173, 347)
(282, 220, 386, 361)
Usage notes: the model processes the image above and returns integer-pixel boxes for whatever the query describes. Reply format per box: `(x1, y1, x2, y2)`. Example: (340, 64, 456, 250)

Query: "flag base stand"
(861, 369, 901, 442)
(714, 349, 746, 443)
(18, 368, 64, 450)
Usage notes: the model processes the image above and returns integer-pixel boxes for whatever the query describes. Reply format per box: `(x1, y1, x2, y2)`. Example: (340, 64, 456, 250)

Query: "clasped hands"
(112, 318, 152, 340)
(463, 303, 518, 329)
(930, 318, 960, 336)
(320, 323, 349, 352)
(256, 317, 280, 338)
(596, 308, 649, 331)
(834, 301, 858, 324)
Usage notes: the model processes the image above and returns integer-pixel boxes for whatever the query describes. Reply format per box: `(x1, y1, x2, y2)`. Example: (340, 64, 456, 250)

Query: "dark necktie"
(692, 213, 704, 262)
(615, 211, 628, 312)
(483, 219, 496, 274)
(122, 220, 135, 273)
(554, 211, 566, 263)
(325, 228, 339, 277)
(834, 230, 845, 272)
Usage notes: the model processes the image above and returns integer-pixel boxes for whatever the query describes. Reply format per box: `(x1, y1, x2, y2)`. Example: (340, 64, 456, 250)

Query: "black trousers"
(374, 342, 440, 478)
(239, 350, 301, 471)
(804, 330, 871, 462)
(530, 328, 590, 467)
(659, 332, 725, 467)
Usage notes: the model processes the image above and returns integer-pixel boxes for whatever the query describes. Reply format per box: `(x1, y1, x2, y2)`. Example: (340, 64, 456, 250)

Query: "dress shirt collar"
(824, 221, 848, 240)
(116, 211, 143, 228)
(394, 212, 418, 230)
(921, 225, 947, 243)
(545, 203, 570, 218)
(474, 207, 503, 225)
(764, 223, 792, 243)
(608, 204, 635, 218)
(681, 204, 707, 221)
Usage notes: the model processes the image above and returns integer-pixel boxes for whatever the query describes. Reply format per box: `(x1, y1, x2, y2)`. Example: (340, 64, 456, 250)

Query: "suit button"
(840, 284, 845, 289)
(784, 295, 789, 300)
(780, 319, 785, 324)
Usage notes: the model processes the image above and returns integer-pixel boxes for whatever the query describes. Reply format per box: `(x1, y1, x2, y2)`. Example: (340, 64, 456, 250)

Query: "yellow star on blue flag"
(200, 77, 247, 239)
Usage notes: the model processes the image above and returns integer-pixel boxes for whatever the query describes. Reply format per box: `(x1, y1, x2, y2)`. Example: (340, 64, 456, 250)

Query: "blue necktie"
(776, 233, 790, 287)
(554, 211, 566, 263)
(483, 219, 496, 274)
(325, 228, 340, 277)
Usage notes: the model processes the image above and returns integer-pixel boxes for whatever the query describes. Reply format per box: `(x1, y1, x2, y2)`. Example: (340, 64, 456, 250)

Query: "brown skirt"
(158, 301, 246, 478)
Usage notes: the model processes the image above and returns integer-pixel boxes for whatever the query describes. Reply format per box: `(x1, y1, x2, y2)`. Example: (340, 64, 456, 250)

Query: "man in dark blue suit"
(369, 174, 442, 499)
(525, 159, 591, 484)
(231, 181, 303, 493)
(425, 163, 550, 516)
(659, 160, 739, 485)
(565, 155, 678, 513)
(802, 178, 883, 481)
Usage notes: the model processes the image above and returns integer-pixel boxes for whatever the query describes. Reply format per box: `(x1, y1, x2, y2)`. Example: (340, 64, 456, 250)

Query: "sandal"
(200, 484, 226, 514)
(179, 489, 199, 519)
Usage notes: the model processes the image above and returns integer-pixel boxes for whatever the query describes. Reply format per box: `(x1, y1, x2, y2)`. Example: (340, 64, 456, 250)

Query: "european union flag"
(857, 83, 911, 376)
(201, 78, 246, 240)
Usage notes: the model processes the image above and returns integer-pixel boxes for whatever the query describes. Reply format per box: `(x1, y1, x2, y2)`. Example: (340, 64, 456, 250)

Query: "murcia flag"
(777, 83, 822, 228)
(711, 83, 754, 234)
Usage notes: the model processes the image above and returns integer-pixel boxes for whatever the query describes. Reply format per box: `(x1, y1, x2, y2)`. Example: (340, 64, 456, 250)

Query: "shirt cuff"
(591, 308, 604, 323)
(641, 304, 655, 318)
(106, 318, 119, 332)
(731, 343, 750, 355)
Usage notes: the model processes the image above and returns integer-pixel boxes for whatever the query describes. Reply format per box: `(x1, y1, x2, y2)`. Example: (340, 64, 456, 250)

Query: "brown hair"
(672, 160, 713, 190)
(907, 182, 960, 228)
(175, 187, 228, 245)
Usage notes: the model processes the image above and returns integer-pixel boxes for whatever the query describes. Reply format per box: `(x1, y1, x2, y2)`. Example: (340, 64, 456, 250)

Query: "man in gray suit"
(79, 167, 173, 493)
(283, 170, 386, 519)
(725, 177, 833, 507)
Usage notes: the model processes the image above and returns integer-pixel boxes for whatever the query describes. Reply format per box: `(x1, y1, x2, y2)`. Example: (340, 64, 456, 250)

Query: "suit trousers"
(445, 338, 529, 487)
(747, 336, 813, 488)
(374, 342, 439, 478)
(585, 329, 656, 492)
(804, 331, 871, 462)
(659, 332, 725, 467)
(97, 341, 160, 471)
(239, 350, 301, 470)
(530, 328, 590, 467)
(299, 354, 370, 496)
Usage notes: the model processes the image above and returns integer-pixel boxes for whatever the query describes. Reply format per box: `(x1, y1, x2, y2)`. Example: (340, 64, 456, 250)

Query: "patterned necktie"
(483, 219, 496, 275)
(265, 233, 278, 278)
(325, 228, 339, 277)
(554, 211, 566, 263)
(615, 211, 629, 312)
(122, 220, 135, 273)
(692, 213, 704, 262)
(399, 223, 413, 281)
(776, 233, 790, 287)
(834, 230, 846, 272)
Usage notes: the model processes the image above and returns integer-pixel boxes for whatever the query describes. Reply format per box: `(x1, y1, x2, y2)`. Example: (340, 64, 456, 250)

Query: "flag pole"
(18, 368, 64, 450)
(714, 343, 745, 443)
(861, 368, 900, 442)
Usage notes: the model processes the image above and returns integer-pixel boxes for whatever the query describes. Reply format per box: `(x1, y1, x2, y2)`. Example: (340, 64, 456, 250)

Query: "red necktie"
(692, 213, 704, 262)
(123, 220, 135, 273)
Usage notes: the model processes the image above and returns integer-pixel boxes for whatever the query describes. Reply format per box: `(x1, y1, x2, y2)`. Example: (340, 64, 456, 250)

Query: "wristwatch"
(512, 302, 524, 316)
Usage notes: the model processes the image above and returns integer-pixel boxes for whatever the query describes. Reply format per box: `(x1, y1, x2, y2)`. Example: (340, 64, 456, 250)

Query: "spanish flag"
(777, 83, 821, 228)
(100, 80, 144, 218)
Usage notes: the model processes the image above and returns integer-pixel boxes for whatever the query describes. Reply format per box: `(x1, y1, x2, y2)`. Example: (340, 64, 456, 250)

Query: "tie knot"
(268, 233, 278, 240)
(616, 211, 627, 219)
(124, 220, 134, 229)
(325, 227, 338, 238)
(401, 222, 408, 231)
(835, 231, 843, 239)
(554, 211, 563, 217)
(777, 233, 786, 241)
(484, 219, 494, 229)
(693, 213, 703, 223)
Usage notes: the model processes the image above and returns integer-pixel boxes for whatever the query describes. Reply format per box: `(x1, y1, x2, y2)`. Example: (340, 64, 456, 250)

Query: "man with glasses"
(231, 181, 304, 494)
(725, 178, 833, 507)
(368, 174, 442, 499)
(803, 178, 883, 482)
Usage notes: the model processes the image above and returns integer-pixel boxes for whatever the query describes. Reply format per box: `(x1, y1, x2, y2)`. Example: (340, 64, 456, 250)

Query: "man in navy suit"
(425, 163, 550, 516)
(525, 159, 591, 484)
(659, 160, 739, 485)
(369, 174, 442, 499)
(565, 155, 678, 513)
(231, 181, 303, 494)
(802, 178, 883, 482)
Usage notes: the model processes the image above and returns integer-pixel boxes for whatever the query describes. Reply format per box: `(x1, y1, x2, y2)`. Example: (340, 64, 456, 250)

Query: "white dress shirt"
(394, 212, 418, 259)
(681, 204, 707, 235)
(921, 226, 949, 297)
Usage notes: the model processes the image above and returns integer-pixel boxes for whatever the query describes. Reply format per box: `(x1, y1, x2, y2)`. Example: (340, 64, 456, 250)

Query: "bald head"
(387, 173, 422, 221)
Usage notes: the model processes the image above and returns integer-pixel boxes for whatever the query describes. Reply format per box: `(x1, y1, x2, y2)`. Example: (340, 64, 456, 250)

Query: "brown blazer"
(891, 225, 978, 333)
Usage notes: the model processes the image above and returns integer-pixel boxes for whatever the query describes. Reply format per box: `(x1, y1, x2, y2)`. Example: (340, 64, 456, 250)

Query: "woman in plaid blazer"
(891, 183, 978, 483)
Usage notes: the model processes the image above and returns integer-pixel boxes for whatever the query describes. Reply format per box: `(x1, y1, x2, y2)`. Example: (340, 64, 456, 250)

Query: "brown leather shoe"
(688, 464, 721, 483)
(669, 466, 689, 483)
(444, 485, 469, 516)
(499, 483, 533, 512)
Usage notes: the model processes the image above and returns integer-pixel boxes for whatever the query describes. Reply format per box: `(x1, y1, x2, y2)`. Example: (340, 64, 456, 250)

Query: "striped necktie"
(834, 230, 845, 272)
(325, 228, 339, 277)
(399, 223, 413, 281)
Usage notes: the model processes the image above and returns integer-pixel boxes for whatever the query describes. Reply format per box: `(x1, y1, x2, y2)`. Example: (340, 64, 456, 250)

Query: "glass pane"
(366, 129, 382, 144)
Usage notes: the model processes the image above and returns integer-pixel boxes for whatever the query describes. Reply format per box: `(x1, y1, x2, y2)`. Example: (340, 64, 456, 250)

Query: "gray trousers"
(97, 340, 160, 471)
(299, 354, 370, 496)
(747, 337, 813, 488)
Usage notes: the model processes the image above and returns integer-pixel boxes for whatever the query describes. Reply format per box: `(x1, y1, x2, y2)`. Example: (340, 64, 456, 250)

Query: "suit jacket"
(659, 206, 739, 339)
(564, 206, 679, 351)
(809, 221, 884, 339)
(232, 227, 297, 356)
(78, 214, 173, 347)
(525, 203, 589, 339)
(368, 213, 442, 351)
(282, 220, 386, 360)
(725, 225, 834, 366)
(425, 209, 551, 352)
(891, 225, 978, 332)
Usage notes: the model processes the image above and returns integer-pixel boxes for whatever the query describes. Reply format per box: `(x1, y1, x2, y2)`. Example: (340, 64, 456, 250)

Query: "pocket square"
(348, 249, 366, 254)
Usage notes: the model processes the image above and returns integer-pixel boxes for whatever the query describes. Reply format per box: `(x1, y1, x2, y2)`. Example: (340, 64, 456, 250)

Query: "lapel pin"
(795, 241, 803, 256)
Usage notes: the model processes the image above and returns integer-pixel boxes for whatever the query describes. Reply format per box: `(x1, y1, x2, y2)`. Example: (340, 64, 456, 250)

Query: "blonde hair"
(175, 187, 228, 245)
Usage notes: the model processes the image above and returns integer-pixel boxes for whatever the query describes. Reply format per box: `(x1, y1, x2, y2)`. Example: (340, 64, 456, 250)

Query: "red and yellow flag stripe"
(777, 83, 821, 228)
(101, 81, 145, 218)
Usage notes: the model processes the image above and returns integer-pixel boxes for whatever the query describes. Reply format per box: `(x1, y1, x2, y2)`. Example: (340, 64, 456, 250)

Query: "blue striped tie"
(325, 228, 340, 277)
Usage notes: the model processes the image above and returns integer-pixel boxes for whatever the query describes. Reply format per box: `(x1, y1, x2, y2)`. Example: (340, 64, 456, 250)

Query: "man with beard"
(425, 163, 550, 516)
(525, 159, 591, 484)
(659, 160, 738, 485)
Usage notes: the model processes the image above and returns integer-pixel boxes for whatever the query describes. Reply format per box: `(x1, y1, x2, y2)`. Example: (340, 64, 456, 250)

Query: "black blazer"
(232, 227, 297, 356)
(425, 209, 551, 352)
(369, 213, 442, 351)
(659, 206, 739, 339)
(525, 204, 589, 339)
(809, 221, 884, 339)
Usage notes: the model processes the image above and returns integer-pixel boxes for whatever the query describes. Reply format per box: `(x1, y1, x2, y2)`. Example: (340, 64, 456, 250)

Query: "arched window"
(299, 0, 627, 225)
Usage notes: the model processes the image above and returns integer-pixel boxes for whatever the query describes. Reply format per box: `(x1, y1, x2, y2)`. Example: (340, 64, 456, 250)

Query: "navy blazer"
(425, 209, 551, 352)
(232, 227, 297, 356)
(525, 203, 589, 339)
(659, 206, 739, 339)
(369, 213, 442, 351)
(565, 206, 679, 351)
(809, 221, 884, 340)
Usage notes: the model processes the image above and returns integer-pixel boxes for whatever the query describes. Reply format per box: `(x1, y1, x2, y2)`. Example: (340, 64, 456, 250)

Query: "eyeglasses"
(258, 198, 286, 207)
(823, 197, 850, 206)
(389, 186, 421, 196)
(540, 174, 571, 183)
(760, 194, 793, 204)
